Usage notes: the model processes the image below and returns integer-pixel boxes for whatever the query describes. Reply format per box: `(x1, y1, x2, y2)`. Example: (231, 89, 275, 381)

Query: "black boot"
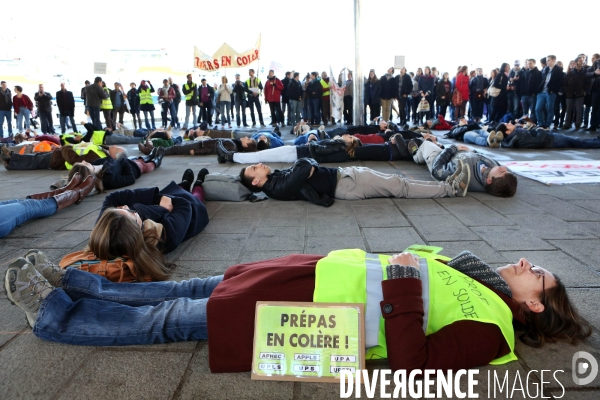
(179, 169, 194, 192)
(193, 168, 210, 188)
(216, 142, 236, 163)
(142, 147, 158, 163)
(152, 147, 165, 168)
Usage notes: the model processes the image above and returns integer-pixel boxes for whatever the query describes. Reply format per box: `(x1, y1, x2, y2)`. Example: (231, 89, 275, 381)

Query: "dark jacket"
(507, 68, 521, 96)
(564, 67, 589, 98)
(182, 81, 199, 106)
(418, 74, 436, 96)
(469, 76, 489, 101)
(287, 79, 303, 101)
(379, 74, 398, 100)
(231, 81, 250, 102)
(281, 76, 291, 101)
(398, 73, 413, 97)
(0, 88, 13, 111)
(587, 60, 600, 91)
(98, 181, 209, 254)
(90, 156, 141, 189)
(539, 65, 564, 94)
(307, 79, 322, 100)
(127, 88, 140, 112)
(55, 90, 75, 116)
(198, 84, 214, 105)
(110, 89, 128, 111)
(522, 67, 542, 96)
(435, 80, 452, 106)
(364, 80, 381, 104)
(444, 122, 481, 141)
(500, 127, 553, 149)
(85, 83, 108, 108)
(34, 91, 53, 113)
(493, 73, 509, 106)
(260, 158, 338, 207)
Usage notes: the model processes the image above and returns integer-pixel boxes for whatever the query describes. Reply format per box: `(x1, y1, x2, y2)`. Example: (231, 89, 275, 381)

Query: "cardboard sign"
(251, 302, 365, 383)
(93, 62, 107, 75)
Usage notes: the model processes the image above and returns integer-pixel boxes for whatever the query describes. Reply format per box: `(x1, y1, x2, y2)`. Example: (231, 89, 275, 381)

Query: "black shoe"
(194, 168, 210, 187)
(407, 140, 418, 155)
(153, 147, 165, 168)
(586, 127, 597, 132)
(216, 141, 235, 163)
(274, 126, 281, 137)
(243, 124, 250, 127)
(179, 169, 194, 192)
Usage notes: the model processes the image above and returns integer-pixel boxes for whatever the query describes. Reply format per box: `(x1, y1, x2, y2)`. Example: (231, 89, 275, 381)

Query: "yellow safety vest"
(313, 246, 517, 365)
(139, 88, 153, 105)
(320, 78, 330, 97)
(91, 131, 106, 146)
(183, 83, 196, 101)
(60, 133, 84, 146)
(64, 143, 107, 170)
(246, 77, 262, 93)
(100, 88, 113, 110)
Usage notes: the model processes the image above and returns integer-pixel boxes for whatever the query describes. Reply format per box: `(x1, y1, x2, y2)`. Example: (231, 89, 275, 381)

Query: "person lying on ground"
(497, 121, 600, 150)
(412, 141, 518, 197)
(239, 157, 471, 207)
(149, 137, 257, 156)
(7, 247, 589, 374)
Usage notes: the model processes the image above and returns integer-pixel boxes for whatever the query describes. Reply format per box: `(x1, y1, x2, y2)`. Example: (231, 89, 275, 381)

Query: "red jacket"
(206, 254, 523, 373)
(13, 94, 33, 114)
(455, 74, 470, 102)
(354, 133, 385, 144)
(264, 77, 284, 102)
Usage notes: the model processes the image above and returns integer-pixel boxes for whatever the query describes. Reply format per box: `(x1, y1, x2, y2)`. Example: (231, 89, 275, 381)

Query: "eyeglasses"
(532, 265, 546, 304)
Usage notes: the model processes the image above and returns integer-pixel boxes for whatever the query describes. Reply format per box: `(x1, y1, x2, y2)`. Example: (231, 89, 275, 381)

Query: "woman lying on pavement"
(496, 121, 600, 149)
(0, 172, 95, 238)
(5, 245, 590, 373)
(156, 137, 258, 156)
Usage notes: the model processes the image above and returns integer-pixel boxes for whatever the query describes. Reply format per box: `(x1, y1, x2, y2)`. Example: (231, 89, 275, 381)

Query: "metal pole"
(353, 0, 364, 126)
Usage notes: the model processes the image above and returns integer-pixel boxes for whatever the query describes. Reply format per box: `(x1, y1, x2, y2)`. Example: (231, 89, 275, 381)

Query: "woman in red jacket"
(5, 247, 591, 373)
(264, 70, 284, 127)
(454, 66, 470, 121)
(12, 86, 34, 133)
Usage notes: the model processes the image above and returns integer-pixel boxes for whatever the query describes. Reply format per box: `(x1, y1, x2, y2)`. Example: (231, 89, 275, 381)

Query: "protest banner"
(194, 35, 261, 71)
(330, 67, 345, 122)
(251, 301, 365, 383)
(505, 160, 600, 185)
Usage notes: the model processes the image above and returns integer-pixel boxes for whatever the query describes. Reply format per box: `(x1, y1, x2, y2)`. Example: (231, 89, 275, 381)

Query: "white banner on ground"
(330, 67, 345, 122)
(505, 160, 600, 185)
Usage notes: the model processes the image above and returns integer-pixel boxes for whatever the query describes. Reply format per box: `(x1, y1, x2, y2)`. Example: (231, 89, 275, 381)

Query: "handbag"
(452, 89, 463, 106)
(417, 98, 430, 113)
(488, 82, 501, 98)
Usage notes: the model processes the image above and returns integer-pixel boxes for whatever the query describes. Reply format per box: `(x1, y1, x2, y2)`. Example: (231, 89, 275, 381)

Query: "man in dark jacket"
(287, 72, 303, 127)
(85, 77, 108, 129)
(507, 61, 522, 117)
(469, 69, 489, 122)
(535, 55, 563, 128)
(397, 69, 413, 126)
(307, 72, 322, 126)
(80, 80, 90, 112)
(198, 78, 214, 127)
(56, 83, 77, 134)
(281, 72, 292, 125)
(34, 84, 55, 134)
(380, 67, 398, 122)
(521, 59, 542, 124)
(497, 121, 600, 149)
(238, 157, 470, 207)
(0, 81, 13, 138)
(110, 83, 128, 126)
(586, 54, 600, 132)
(232, 74, 251, 127)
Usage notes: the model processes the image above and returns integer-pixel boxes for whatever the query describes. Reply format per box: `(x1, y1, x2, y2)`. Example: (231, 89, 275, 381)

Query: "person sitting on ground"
(216, 134, 361, 165)
(239, 157, 471, 207)
(0, 173, 95, 238)
(497, 121, 600, 149)
(411, 140, 518, 197)
(4, 246, 593, 373)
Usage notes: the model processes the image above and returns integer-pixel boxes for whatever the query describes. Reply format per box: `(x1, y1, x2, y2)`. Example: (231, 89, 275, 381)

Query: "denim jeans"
(184, 104, 197, 129)
(535, 92, 556, 127)
(142, 110, 156, 130)
(521, 95, 537, 123)
(551, 133, 600, 149)
(234, 99, 247, 126)
(220, 101, 231, 125)
(463, 130, 489, 147)
(16, 108, 31, 132)
(507, 91, 519, 116)
(161, 102, 177, 127)
(0, 109, 13, 137)
(309, 98, 320, 125)
(88, 106, 102, 129)
(59, 115, 77, 133)
(0, 198, 57, 238)
(34, 269, 223, 346)
(289, 99, 302, 126)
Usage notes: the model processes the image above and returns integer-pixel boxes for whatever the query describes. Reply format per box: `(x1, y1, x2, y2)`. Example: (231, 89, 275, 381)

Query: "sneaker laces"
(21, 273, 52, 312)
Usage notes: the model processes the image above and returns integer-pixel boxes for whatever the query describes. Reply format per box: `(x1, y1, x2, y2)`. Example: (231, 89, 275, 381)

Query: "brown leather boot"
(138, 141, 151, 155)
(27, 173, 83, 200)
(72, 175, 96, 205)
(54, 174, 97, 211)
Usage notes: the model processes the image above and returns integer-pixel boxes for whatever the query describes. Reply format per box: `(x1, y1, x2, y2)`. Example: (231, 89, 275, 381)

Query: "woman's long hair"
(89, 209, 173, 281)
(368, 70, 378, 83)
(519, 275, 593, 347)
(332, 135, 362, 158)
(68, 163, 104, 193)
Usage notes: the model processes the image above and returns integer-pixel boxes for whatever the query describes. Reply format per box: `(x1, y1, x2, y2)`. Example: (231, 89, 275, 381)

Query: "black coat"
(34, 92, 53, 113)
(127, 88, 140, 112)
(522, 67, 542, 96)
(364, 80, 381, 104)
(564, 68, 588, 98)
(91, 157, 141, 190)
(98, 181, 209, 253)
(398, 74, 413, 97)
(501, 128, 552, 149)
(379, 74, 398, 100)
(287, 80, 303, 101)
(110, 89, 129, 112)
(469, 76, 489, 101)
(587, 60, 600, 91)
(281, 77, 291, 101)
(55, 90, 75, 116)
(445, 123, 482, 141)
(435, 80, 452, 106)
(493, 74, 509, 106)
(539, 65, 564, 94)
(307, 79, 322, 100)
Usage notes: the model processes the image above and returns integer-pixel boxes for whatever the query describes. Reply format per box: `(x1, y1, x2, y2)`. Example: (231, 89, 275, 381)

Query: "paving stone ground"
(1, 124, 600, 399)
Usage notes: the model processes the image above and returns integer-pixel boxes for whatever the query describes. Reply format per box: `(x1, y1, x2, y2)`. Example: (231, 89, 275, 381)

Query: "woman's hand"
(159, 196, 173, 212)
(387, 252, 419, 268)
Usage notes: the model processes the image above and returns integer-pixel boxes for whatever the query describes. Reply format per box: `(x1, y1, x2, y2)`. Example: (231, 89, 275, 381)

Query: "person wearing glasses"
(4, 245, 591, 374)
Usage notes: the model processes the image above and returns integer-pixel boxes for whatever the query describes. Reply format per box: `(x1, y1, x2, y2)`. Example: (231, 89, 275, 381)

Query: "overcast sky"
(1, 0, 597, 86)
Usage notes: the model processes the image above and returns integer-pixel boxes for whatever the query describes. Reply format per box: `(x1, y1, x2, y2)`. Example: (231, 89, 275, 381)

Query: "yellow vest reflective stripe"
(100, 89, 113, 110)
(313, 246, 517, 365)
(183, 83, 196, 101)
(320, 79, 330, 97)
(139, 88, 153, 105)
(64, 143, 107, 170)
(60, 133, 83, 146)
(246, 77, 261, 89)
(91, 131, 105, 146)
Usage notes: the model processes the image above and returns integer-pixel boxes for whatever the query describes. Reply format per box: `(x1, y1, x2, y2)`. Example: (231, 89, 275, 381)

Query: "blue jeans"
(309, 98, 320, 124)
(289, 100, 302, 125)
(16, 108, 31, 132)
(507, 91, 519, 116)
(0, 110, 13, 137)
(535, 92, 556, 128)
(160, 102, 177, 127)
(463, 129, 489, 147)
(88, 106, 102, 129)
(521, 95, 537, 123)
(234, 99, 247, 126)
(220, 101, 231, 125)
(0, 198, 57, 238)
(551, 133, 600, 149)
(34, 269, 223, 346)
(59, 115, 77, 133)
(142, 110, 156, 130)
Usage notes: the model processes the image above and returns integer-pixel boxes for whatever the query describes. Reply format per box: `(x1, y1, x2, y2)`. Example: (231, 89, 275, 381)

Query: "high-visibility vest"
(183, 83, 197, 101)
(313, 246, 517, 365)
(100, 88, 113, 110)
(64, 143, 107, 170)
(60, 133, 84, 146)
(246, 77, 262, 94)
(320, 78, 330, 97)
(18, 141, 60, 154)
(91, 131, 106, 146)
(139, 88, 153, 105)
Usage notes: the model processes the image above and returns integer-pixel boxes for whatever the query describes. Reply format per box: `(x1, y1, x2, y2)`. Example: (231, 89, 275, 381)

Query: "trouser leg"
(413, 140, 443, 171)
(6, 152, 54, 170)
(232, 146, 298, 163)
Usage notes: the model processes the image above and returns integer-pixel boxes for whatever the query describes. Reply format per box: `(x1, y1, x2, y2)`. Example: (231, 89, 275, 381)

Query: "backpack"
(202, 172, 252, 201)
(59, 250, 149, 282)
